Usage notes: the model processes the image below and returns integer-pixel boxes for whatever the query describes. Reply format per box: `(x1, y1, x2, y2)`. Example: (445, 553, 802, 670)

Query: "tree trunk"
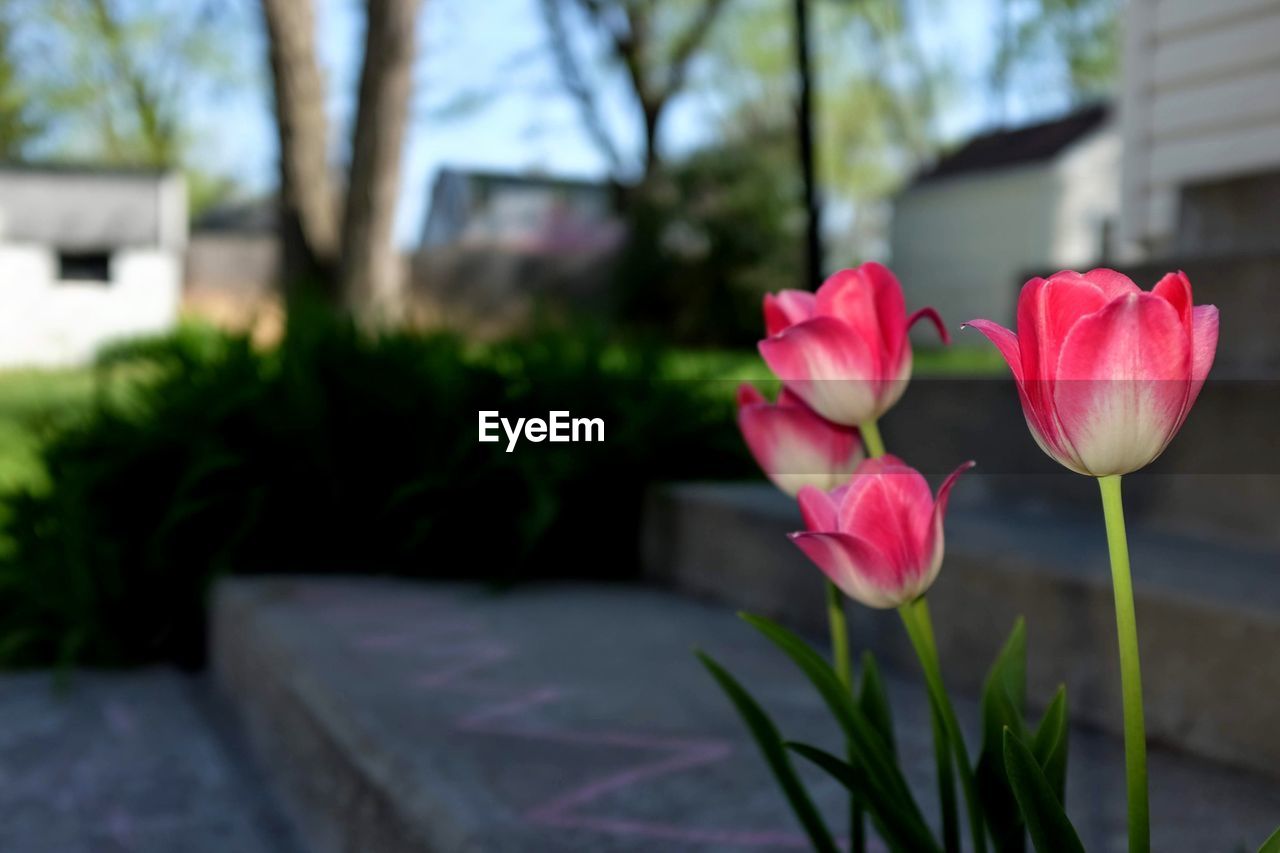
(338, 0, 425, 320)
(260, 0, 340, 296)
(640, 102, 661, 180)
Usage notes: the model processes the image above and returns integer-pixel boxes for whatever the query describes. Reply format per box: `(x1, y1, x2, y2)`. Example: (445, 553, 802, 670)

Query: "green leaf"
(695, 651, 838, 853)
(1031, 686, 1069, 805)
(1003, 729, 1084, 853)
(930, 704, 960, 851)
(1258, 825, 1280, 853)
(858, 651, 895, 756)
(788, 742, 941, 853)
(977, 619, 1031, 853)
(856, 652, 893, 853)
(739, 613, 924, 820)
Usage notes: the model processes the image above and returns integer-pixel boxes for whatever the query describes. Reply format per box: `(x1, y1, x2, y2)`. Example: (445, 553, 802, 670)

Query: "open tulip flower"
(965, 268, 1218, 477)
(790, 455, 974, 609)
(758, 262, 949, 428)
(736, 384, 864, 497)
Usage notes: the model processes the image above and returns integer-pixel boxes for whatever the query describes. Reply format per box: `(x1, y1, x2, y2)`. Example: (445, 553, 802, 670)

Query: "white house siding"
(890, 129, 1120, 337)
(0, 245, 181, 367)
(0, 168, 185, 367)
(1121, 0, 1280, 250)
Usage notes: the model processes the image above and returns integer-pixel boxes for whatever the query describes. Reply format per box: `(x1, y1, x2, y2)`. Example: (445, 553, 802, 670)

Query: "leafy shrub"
(0, 311, 749, 667)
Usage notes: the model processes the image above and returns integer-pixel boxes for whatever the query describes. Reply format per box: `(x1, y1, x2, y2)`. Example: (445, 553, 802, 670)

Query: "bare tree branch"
(659, 0, 728, 104)
(537, 0, 624, 173)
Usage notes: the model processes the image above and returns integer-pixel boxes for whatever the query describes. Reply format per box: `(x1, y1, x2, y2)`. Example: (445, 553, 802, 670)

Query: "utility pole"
(792, 0, 822, 290)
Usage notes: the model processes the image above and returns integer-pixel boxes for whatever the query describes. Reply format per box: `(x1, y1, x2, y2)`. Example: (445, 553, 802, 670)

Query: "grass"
(0, 365, 152, 496)
(0, 369, 100, 495)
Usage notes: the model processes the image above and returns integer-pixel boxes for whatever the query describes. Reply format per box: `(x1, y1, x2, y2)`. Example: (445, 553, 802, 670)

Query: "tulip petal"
(1080, 268, 1142, 299)
(837, 459, 933, 574)
(758, 316, 880, 426)
(738, 392, 863, 496)
(962, 319, 1021, 379)
(1152, 271, 1192, 328)
(816, 263, 908, 374)
(764, 290, 817, 337)
(922, 460, 975, 574)
(1016, 275, 1112, 468)
(1189, 304, 1219, 405)
(907, 306, 951, 345)
(965, 318, 1076, 468)
(796, 485, 840, 532)
(788, 532, 906, 609)
(1053, 293, 1191, 476)
(1019, 274, 1110, 386)
(736, 383, 766, 409)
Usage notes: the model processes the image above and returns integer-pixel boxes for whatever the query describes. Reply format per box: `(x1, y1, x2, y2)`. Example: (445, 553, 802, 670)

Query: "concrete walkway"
(213, 577, 1280, 853)
(0, 670, 302, 853)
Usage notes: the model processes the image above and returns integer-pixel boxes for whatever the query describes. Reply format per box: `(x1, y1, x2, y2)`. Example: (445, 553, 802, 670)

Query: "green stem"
(824, 581, 861, 850)
(844, 417, 885, 845)
(826, 582, 852, 690)
(859, 418, 886, 459)
(900, 598, 986, 853)
(1098, 475, 1149, 853)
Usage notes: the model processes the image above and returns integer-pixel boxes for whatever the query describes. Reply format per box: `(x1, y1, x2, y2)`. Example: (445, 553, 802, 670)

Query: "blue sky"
(195, 0, 1045, 248)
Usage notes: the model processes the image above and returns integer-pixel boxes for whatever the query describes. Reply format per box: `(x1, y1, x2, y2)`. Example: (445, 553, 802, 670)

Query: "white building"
(0, 165, 186, 368)
(1121, 0, 1280, 256)
(889, 105, 1120, 335)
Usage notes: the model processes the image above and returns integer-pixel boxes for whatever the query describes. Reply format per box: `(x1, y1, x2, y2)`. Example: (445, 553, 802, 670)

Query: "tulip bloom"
(758, 262, 949, 427)
(736, 384, 864, 497)
(965, 269, 1218, 477)
(789, 456, 973, 609)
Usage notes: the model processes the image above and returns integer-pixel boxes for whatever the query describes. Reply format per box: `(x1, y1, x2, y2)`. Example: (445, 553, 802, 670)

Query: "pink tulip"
(758, 262, 949, 426)
(965, 269, 1218, 477)
(790, 456, 973, 609)
(736, 384, 864, 497)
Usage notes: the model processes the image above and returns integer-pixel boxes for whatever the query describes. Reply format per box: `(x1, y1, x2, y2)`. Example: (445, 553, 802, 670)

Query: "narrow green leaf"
(858, 651, 896, 756)
(977, 619, 1033, 853)
(1031, 686, 1069, 805)
(1257, 825, 1280, 853)
(696, 651, 838, 853)
(788, 742, 942, 853)
(739, 612, 924, 819)
(1003, 729, 1084, 853)
(899, 599, 989, 853)
(930, 702, 960, 851)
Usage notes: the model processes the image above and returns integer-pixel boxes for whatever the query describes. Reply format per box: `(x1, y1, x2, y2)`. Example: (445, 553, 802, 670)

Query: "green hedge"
(0, 313, 749, 667)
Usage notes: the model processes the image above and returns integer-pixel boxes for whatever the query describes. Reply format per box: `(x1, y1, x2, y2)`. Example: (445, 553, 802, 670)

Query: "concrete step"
(211, 576, 1280, 852)
(0, 669, 303, 853)
(643, 481, 1280, 782)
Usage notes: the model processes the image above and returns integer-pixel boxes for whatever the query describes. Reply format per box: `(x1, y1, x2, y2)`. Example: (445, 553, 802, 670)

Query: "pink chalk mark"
(351, 593, 816, 849)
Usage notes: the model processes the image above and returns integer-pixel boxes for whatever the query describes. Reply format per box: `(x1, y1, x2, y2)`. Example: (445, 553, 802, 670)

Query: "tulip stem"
(825, 582, 852, 690)
(900, 597, 986, 853)
(1098, 474, 1149, 853)
(859, 419, 886, 459)
(824, 580, 862, 852)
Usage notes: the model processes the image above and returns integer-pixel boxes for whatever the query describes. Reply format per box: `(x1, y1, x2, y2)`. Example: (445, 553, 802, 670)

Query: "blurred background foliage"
(0, 313, 752, 668)
(0, 0, 1111, 668)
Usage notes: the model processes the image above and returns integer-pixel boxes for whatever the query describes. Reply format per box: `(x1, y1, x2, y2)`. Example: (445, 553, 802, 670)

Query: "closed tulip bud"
(736, 384, 864, 497)
(758, 262, 949, 427)
(965, 269, 1218, 477)
(790, 456, 973, 609)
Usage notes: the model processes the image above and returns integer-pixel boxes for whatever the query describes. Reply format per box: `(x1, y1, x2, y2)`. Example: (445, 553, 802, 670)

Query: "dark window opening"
(58, 251, 112, 283)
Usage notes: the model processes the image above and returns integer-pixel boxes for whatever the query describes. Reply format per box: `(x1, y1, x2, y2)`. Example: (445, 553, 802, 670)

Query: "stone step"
(211, 576, 1280, 853)
(643, 481, 1280, 781)
(0, 669, 303, 853)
